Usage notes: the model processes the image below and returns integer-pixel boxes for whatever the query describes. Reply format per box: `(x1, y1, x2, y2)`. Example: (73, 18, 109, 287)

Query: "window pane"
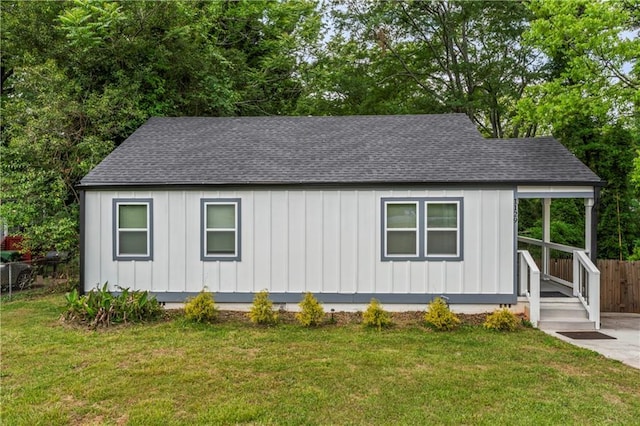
(207, 231, 236, 254)
(427, 204, 457, 228)
(387, 204, 416, 228)
(207, 204, 236, 229)
(387, 231, 417, 255)
(119, 231, 148, 255)
(119, 205, 147, 229)
(427, 230, 457, 255)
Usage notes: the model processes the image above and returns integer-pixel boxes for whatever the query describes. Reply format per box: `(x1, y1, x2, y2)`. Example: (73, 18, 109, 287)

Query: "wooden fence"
(549, 259, 640, 313)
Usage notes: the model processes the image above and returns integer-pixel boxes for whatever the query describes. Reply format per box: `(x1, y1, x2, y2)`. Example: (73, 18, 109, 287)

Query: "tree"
(517, 0, 640, 259)
(299, 0, 541, 137)
(0, 0, 321, 255)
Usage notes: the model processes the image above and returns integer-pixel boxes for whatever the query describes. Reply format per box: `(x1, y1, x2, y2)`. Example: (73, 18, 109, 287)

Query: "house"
(78, 114, 603, 327)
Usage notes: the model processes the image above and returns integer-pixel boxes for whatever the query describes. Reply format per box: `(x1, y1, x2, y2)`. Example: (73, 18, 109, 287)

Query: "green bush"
(184, 289, 219, 323)
(248, 290, 278, 325)
(424, 297, 460, 331)
(362, 298, 392, 330)
(484, 308, 519, 331)
(295, 292, 325, 327)
(63, 283, 162, 328)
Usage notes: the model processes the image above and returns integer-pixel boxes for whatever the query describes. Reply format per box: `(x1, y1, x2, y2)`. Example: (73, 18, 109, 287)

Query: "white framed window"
(381, 197, 462, 261)
(201, 198, 241, 261)
(384, 201, 419, 257)
(113, 199, 153, 261)
(426, 201, 460, 257)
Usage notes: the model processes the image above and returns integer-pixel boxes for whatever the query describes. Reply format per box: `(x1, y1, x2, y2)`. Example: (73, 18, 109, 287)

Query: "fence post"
(589, 267, 601, 330)
(8, 262, 12, 298)
(572, 252, 580, 297)
(530, 267, 540, 328)
(518, 252, 528, 296)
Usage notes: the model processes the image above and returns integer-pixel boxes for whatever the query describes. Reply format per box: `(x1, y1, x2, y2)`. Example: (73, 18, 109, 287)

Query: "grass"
(1, 292, 639, 425)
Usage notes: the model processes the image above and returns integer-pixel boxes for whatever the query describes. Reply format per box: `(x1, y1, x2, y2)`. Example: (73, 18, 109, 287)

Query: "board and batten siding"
(84, 188, 515, 301)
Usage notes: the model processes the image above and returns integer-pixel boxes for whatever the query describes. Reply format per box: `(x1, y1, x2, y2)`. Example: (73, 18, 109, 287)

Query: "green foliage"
(516, 1, 640, 260)
(362, 298, 392, 330)
(63, 283, 161, 328)
(295, 292, 325, 327)
(299, 1, 538, 138)
(484, 308, 519, 332)
(424, 297, 461, 331)
(0, 1, 321, 255)
(184, 289, 219, 323)
(248, 290, 278, 325)
(632, 149, 640, 191)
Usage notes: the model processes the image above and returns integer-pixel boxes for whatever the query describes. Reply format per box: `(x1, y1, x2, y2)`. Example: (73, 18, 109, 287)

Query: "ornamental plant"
(248, 290, 278, 325)
(63, 283, 162, 328)
(424, 297, 460, 331)
(184, 289, 219, 323)
(296, 292, 325, 327)
(484, 308, 519, 331)
(362, 298, 392, 330)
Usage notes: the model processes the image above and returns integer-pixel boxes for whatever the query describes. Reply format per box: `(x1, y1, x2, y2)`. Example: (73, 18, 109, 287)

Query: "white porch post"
(585, 198, 594, 256)
(542, 198, 551, 278)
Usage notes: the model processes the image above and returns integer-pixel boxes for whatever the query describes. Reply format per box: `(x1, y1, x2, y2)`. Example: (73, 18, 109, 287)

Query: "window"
(382, 198, 462, 261)
(113, 199, 153, 261)
(201, 199, 241, 261)
(426, 202, 459, 256)
(384, 202, 419, 257)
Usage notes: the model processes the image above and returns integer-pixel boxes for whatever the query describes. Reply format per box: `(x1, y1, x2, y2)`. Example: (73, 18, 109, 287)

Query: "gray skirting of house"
(128, 292, 518, 305)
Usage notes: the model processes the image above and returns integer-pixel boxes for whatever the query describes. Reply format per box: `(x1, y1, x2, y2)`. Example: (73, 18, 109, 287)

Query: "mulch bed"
(168, 309, 503, 329)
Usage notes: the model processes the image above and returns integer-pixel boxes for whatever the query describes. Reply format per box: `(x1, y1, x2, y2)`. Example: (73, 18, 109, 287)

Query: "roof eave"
(77, 178, 605, 191)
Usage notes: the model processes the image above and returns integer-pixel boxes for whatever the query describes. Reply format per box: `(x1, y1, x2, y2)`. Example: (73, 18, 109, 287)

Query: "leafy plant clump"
(424, 297, 460, 331)
(63, 283, 162, 328)
(484, 308, 519, 331)
(362, 298, 392, 330)
(184, 289, 219, 323)
(248, 290, 278, 325)
(295, 292, 325, 327)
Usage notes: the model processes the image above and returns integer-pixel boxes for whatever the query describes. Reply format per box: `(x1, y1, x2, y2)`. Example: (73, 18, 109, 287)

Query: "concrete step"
(541, 308, 589, 320)
(540, 296, 590, 324)
(538, 319, 596, 331)
(540, 301, 585, 309)
(540, 296, 580, 304)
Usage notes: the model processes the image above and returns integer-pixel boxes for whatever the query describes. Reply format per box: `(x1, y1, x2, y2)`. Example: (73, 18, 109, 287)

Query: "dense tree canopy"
(517, 0, 639, 259)
(1, 0, 320, 254)
(1, 0, 638, 259)
(298, 0, 541, 138)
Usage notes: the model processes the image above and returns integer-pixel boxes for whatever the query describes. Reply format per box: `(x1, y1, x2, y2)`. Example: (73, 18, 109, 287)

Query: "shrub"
(63, 283, 162, 328)
(484, 308, 519, 331)
(362, 298, 392, 330)
(424, 297, 460, 331)
(184, 289, 219, 323)
(248, 290, 278, 325)
(295, 292, 325, 327)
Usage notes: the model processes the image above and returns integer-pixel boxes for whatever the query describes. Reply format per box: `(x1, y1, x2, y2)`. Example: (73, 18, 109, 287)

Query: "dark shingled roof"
(79, 114, 602, 187)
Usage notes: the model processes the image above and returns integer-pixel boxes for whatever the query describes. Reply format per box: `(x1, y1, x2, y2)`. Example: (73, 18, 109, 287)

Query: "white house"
(79, 114, 603, 327)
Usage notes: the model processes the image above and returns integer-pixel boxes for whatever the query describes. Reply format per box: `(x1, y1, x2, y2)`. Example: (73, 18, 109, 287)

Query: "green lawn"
(1, 292, 639, 425)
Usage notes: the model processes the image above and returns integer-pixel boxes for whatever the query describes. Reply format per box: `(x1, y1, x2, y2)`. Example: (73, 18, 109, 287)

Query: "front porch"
(516, 186, 601, 330)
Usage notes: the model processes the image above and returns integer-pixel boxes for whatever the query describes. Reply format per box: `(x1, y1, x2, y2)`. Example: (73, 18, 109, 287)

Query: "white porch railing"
(518, 250, 540, 327)
(518, 237, 601, 329)
(573, 250, 601, 330)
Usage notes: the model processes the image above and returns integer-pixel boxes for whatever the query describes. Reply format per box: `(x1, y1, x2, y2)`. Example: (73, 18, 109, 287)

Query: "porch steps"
(538, 297, 596, 331)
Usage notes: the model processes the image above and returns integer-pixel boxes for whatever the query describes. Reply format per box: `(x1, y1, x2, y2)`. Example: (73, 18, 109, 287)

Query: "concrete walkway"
(542, 313, 640, 370)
